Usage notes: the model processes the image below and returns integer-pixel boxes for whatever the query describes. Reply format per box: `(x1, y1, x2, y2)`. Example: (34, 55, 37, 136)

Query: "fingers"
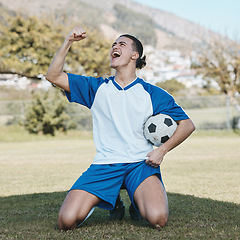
(145, 158, 159, 168)
(73, 25, 86, 38)
(146, 161, 159, 168)
(68, 25, 87, 42)
(145, 150, 163, 168)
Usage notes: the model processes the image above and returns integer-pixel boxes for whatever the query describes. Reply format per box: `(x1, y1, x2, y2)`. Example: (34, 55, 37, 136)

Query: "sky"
(134, 0, 239, 40)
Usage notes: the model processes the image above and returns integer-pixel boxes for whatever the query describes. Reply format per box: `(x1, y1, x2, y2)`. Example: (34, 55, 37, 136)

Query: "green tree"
(66, 29, 111, 76)
(0, 16, 64, 78)
(24, 89, 75, 135)
(156, 78, 186, 96)
(0, 15, 111, 78)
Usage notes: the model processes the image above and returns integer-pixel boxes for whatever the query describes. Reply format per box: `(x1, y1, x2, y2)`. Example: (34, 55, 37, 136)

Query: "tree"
(66, 28, 111, 77)
(0, 16, 64, 78)
(0, 15, 111, 78)
(191, 35, 240, 127)
(156, 78, 186, 96)
(24, 89, 76, 135)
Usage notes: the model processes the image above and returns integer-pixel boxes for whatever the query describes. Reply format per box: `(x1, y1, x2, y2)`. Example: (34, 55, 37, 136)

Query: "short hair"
(120, 34, 146, 69)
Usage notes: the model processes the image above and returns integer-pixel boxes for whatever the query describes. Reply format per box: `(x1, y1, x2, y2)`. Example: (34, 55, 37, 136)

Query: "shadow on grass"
(0, 191, 239, 239)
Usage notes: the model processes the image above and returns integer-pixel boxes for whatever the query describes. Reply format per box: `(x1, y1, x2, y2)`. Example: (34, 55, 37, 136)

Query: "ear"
(131, 52, 139, 60)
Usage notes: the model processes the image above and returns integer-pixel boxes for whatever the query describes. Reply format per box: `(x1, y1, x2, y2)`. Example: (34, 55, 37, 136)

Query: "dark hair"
(120, 34, 146, 69)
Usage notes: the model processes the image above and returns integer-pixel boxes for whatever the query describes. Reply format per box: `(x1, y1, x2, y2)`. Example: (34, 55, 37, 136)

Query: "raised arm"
(45, 25, 87, 92)
(145, 118, 195, 167)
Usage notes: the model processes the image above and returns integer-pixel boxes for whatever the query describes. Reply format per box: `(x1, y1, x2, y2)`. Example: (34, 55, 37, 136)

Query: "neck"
(114, 68, 137, 88)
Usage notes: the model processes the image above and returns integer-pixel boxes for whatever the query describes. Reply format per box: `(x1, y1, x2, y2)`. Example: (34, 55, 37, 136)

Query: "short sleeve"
(65, 73, 104, 109)
(150, 85, 189, 121)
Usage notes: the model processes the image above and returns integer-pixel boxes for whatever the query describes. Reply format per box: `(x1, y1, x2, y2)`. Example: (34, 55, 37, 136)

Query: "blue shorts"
(70, 160, 163, 211)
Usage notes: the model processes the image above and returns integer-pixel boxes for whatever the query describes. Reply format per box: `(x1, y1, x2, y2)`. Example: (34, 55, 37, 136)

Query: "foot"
(109, 195, 125, 220)
(129, 203, 143, 221)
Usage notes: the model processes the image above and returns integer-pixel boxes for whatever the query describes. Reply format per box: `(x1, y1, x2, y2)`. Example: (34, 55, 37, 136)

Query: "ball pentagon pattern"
(143, 114, 177, 147)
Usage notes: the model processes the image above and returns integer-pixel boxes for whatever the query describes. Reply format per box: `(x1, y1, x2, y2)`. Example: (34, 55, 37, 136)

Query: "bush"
(156, 78, 186, 96)
(24, 89, 76, 135)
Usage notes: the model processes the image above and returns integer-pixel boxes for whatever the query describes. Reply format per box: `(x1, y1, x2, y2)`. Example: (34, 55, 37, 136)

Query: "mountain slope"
(0, 0, 211, 49)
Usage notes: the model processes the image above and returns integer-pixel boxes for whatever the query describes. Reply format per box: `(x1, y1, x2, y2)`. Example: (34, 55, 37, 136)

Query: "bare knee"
(57, 190, 100, 231)
(58, 211, 82, 231)
(153, 212, 168, 228)
(58, 211, 74, 230)
(143, 209, 169, 228)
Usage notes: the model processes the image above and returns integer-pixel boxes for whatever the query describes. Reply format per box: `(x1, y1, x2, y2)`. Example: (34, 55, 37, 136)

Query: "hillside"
(0, 0, 212, 50)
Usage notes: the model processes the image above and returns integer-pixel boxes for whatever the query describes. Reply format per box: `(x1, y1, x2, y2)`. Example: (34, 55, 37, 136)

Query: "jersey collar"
(110, 76, 140, 91)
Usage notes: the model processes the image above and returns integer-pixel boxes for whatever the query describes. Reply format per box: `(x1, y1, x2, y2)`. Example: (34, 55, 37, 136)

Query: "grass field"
(0, 127, 240, 239)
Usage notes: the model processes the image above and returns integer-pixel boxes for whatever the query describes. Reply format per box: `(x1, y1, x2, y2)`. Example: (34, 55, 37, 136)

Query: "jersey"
(65, 74, 189, 164)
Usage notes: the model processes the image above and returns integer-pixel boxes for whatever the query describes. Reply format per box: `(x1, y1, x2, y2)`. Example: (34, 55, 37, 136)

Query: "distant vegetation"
(0, 2, 16, 24)
(0, 15, 111, 79)
(192, 35, 240, 125)
(0, 16, 63, 78)
(54, 0, 105, 29)
(0, 2, 159, 79)
(113, 4, 157, 46)
(156, 78, 186, 96)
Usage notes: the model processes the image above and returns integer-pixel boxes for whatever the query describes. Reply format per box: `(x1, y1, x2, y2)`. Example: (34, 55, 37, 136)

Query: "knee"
(58, 211, 79, 231)
(145, 210, 169, 228)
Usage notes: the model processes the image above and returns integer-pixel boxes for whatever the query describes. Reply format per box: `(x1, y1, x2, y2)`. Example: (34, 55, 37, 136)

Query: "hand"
(145, 147, 167, 168)
(67, 25, 87, 42)
(145, 119, 195, 168)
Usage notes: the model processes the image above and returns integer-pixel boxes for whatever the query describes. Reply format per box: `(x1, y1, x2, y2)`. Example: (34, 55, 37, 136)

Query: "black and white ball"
(143, 114, 177, 147)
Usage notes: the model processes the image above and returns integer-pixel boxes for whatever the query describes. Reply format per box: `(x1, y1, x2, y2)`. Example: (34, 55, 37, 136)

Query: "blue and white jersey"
(65, 74, 189, 164)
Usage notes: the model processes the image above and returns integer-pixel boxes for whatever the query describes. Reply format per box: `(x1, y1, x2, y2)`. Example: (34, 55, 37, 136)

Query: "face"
(110, 36, 138, 69)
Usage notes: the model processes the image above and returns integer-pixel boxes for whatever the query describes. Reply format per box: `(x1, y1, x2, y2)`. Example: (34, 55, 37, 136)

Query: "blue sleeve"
(150, 85, 189, 121)
(65, 73, 104, 109)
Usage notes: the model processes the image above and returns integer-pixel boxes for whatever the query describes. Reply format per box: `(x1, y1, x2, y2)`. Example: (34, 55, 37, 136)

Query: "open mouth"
(112, 51, 121, 59)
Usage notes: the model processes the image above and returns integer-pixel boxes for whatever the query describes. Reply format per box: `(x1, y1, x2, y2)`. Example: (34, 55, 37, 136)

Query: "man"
(46, 25, 195, 230)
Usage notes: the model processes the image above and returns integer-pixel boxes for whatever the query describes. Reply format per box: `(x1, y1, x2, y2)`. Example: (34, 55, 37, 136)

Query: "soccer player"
(46, 25, 195, 230)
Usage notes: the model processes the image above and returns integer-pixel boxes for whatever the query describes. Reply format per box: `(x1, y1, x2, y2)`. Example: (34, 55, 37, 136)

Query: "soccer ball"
(143, 114, 177, 147)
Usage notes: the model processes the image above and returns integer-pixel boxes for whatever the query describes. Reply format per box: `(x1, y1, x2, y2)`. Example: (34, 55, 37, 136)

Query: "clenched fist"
(67, 25, 87, 42)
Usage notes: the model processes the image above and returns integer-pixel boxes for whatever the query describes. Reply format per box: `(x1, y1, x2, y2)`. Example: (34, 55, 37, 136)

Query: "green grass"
(0, 191, 239, 240)
(186, 106, 238, 129)
(0, 127, 240, 239)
